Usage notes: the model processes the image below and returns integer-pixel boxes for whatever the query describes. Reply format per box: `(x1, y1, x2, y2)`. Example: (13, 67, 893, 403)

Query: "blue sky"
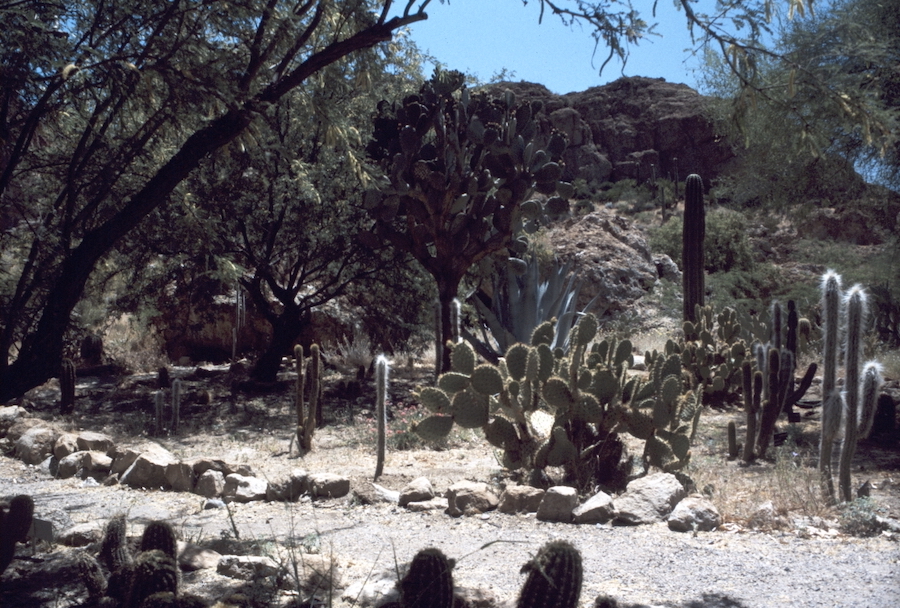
(401, 0, 709, 94)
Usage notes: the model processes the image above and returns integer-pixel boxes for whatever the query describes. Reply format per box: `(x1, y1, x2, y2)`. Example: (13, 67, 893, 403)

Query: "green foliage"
(414, 314, 700, 489)
(649, 207, 755, 274)
(838, 497, 887, 537)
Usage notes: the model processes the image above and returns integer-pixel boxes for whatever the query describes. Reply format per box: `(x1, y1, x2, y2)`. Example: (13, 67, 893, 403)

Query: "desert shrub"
(839, 497, 886, 537)
(648, 207, 755, 273)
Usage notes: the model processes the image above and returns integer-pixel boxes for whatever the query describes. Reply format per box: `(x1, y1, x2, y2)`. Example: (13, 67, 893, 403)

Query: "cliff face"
(484, 76, 734, 186)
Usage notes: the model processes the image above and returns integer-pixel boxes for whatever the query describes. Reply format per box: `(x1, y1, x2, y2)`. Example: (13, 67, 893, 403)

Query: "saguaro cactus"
(682, 173, 705, 323)
(374, 354, 390, 481)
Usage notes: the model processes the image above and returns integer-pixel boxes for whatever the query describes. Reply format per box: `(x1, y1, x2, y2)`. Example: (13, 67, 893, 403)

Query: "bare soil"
(2, 361, 900, 608)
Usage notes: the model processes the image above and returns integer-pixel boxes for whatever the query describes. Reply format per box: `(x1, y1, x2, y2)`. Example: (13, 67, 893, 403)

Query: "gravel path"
(2, 457, 899, 608)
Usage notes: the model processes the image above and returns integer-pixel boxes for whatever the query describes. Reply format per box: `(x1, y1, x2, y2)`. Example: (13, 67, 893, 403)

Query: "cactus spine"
(60, 357, 76, 414)
(517, 541, 583, 608)
(374, 354, 390, 481)
(682, 173, 705, 323)
(399, 548, 455, 608)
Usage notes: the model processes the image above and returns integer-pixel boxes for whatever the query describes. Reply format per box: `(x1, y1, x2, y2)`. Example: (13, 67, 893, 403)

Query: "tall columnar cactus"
(433, 300, 442, 384)
(682, 174, 705, 323)
(154, 390, 165, 436)
(516, 541, 583, 608)
(60, 357, 76, 414)
(171, 379, 182, 435)
(399, 548, 455, 608)
(838, 285, 873, 502)
(0, 494, 34, 576)
(307, 344, 322, 441)
(450, 298, 462, 345)
(741, 361, 761, 461)
(819, 271, 843, 501)
(374, 354, 390, 481)
(294, 344, 305, 450)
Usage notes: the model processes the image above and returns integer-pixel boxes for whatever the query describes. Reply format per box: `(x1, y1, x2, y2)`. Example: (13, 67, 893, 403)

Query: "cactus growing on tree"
(682, 174, 705, 323)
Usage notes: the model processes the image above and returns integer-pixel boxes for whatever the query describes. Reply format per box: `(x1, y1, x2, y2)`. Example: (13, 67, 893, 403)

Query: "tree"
(0, 0, 431, 400)
(364, 69, 569, 372)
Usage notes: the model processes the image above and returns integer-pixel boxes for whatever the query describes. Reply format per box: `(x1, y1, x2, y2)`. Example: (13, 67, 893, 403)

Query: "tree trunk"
(0, 15, 425, 401)
(252, 304, 309, 383)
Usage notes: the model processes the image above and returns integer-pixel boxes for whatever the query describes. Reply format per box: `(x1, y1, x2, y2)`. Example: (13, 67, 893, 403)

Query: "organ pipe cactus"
(682, 174, 705, 323)
(414, 313, 700, 490)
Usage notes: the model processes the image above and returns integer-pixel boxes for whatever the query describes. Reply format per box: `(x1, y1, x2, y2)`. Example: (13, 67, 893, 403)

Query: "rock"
(405, 498, 448, 512)
(216, 555, 281, 580)
(119, 443, 178, 490)
(445, 481, 499, 517)
(399, 477, 434, 507)
(455, 585, 499, 608)
(498, 485, 545, 514)
(190, 458, 252, 477)
(654, 254, 682, 282)
(667, 494, 722, 532)
(204, 498, 226, 510)
(287, 553, 342, 593)
(308, 473, 350, 499)
(748, 500, 786, 530)
(179, 542, 222, 571)
(5, 417, 45, 442)
(76, 431, 114, 453)
(53, 433, 79, 460)
(57, 522, 102, 547)
(165, 462, 195, 493)
(15, 426, 59, 465)
(0, 405, 28, 436)
(573, 490, 615, 524)
(536, 486, 578, 523)
(223, 473, 268, 503)
(342, 567, 399, 607)
(546, 210, 658, 312)
(83, 450, 112, 474)
(369, 482, 400, 504)
(613, 472, 686, 525)
(266, 469, 308, 502)
(195, 470, 226, 498)
(57, 451, 87, 479)
(110, 446, 140, 475)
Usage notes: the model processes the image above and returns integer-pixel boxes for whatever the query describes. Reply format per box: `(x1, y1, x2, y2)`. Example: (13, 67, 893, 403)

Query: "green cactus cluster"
(399, 548, 455, 608)
(414, 313, 700, 489)
(0, 494, 34, 576)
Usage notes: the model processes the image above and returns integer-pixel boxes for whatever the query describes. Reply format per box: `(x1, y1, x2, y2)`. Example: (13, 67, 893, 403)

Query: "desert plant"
(414, 313, 700, 490)
(77, 552, 108, 601)
(295, 344, 322, 452)
(99, 514, 132, 573)
(171, 379, 182, 435)
(60, 357, 76, 414)
(140, 521, 178, 559)
(399, 548, 455, 608)
(126, 549, 179, 608)
(465, 254, 600, 363)
(154, 391, 165, 436)
(374, 354, 390, 481)
(517, 541, 582, 608)
(0, 494, 34, 576)
(817, 272, 884, 503)
(682, 174, 706, 322)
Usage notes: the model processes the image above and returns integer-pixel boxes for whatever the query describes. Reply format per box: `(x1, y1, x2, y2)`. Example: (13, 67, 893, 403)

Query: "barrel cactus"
(399, 548, 455, 608)
(516, 541, 582, 608)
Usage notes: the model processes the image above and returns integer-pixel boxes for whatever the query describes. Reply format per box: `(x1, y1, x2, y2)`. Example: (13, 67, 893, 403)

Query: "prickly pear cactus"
(414, 313, 699, 489)
(517, 541, 582, 608)
(399, 548, 455, 608)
